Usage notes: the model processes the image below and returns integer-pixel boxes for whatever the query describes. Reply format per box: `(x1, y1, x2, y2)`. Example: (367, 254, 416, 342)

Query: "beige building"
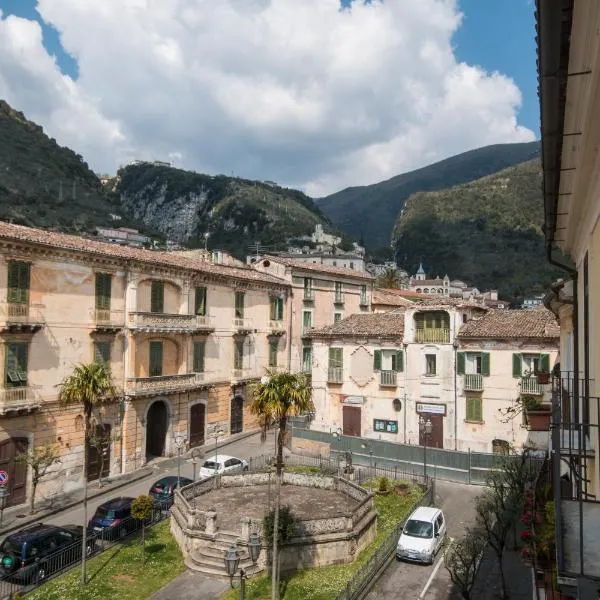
(538, 0, 600, 594)
(250, 256, 373, 375)
(0, 221, 289, 508)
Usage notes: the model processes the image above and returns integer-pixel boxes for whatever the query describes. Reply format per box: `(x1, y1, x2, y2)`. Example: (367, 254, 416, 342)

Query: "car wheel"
(35, 564, 47, 583)
(243, 465, 249, 472)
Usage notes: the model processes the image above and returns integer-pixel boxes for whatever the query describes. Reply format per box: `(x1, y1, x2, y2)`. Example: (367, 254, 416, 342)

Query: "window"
(5, 342, 28, 387)
(466, 396, 483, 422)
(462, 313, 467, 324)
(492, 439, 510, 455)
(334, 282, 343, 303)
(350, 262, 354, 270)
(334, 312, 342, 323)
(332, 261, 337, 267)
(235, 292, 245, 319)
(7, 261, 30, 304)
(373, 349, 403, 372)
(328, 347, 343, 370)
(270, 296, 284, 321)
(268, 340, 278, 367)
(95, 273, 112, 310)
(150, 281, 164, 313)
(512, 353, 550, 377)
(94, 341, 111, 364)
(149, 341, 163, 377)
(303, 278, 313, 299)
(373, 419, 398, 434)
(234, 340, 244, 370)
(457, 352, 490, 376)
(195, 287, 207, 316)
(193, 341, 205, 373)
(425, 354, 436, 376)
(302, 310, 312, 331)
(360, 285, 367, 304)
(302, 345, 312, 373)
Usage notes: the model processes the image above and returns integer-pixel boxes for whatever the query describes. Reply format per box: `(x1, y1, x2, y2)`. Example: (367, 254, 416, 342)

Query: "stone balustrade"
(126, 373, 207, 396)
(128, 312, 214, 332)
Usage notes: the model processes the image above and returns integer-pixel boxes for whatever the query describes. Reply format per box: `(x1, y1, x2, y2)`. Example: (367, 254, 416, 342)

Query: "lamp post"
(173, 434, 187, 490)
(0, 486, 9, 527)
(360, 442, 374, 489)
(419, 416, 433, 480)
(224, 533, 261, 599)
(331, 427, 342, 473)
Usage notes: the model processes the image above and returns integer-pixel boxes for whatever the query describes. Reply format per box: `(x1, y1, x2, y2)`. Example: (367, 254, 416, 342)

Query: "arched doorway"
(230, 396, 244, 434)
(0, 437, 29, 507)
(189, 403, 206, 448)
(146, 401, 168, 459)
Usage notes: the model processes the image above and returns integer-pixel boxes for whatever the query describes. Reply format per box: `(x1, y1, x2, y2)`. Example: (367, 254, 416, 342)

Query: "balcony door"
(146, 401, 168, 458)
(342, 406, 361, 437)
(230, 395, 244, 434)
(189, 403, 206, 448)
(419, 414, 444, 449)
(0, 437, 28, 507)
(87, 424, 111, 482)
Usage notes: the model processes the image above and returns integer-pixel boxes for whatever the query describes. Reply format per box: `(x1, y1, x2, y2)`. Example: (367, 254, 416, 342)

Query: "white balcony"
(328, 367, 343, 383)
(0, 386, 42, 415)
(380, 370, 397, 387)
(415, 328, 450, 343)
(464, 373, 483, 392)
(231, 368, 257, 381)
(126, 373, 208, 396)
(128, 312, 214, 333)
(234, 317, 253, 332)
(269, 320, 285, 332)
(334, 293, 344, 304)
(0, 303, 45, 333)
(303, 289, 314, 301)
(520, 377, 542, 395)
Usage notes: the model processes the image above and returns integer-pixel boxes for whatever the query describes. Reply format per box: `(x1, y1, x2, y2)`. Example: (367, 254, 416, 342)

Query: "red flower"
(521, 512, 532, 523)
(521, 530, 533, 541)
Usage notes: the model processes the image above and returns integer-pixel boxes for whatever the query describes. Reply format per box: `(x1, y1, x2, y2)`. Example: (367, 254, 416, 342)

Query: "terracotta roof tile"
(0, 221, 288, 286)
(458, 308, 559, 339)
(262, 255, 373, 280)
(307, 312, 405, 339)
(372, 288, 415, 306)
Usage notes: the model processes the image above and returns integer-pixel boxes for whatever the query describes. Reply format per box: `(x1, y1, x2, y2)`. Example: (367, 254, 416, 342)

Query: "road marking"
(418, 538, 454, 599)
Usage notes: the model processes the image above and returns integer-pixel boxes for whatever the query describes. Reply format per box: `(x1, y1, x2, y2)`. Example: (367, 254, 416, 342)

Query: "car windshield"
(202, 461, 221, 470)
(0, 539, 21, 556)
(95, 507, 116, 520)
(403, 519, 433, 539)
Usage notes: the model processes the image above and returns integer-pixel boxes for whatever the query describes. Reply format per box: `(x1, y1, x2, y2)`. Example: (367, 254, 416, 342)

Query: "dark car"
(148, 476, 193, 508)
(0, 523, 93, 584)
(88, 497, 138, 541)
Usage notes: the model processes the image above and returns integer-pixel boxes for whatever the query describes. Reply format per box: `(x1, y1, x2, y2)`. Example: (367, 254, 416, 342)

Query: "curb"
(0, 428, 262, 537)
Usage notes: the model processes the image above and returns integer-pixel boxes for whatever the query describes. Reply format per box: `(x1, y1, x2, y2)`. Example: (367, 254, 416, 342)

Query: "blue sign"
(0, 471, 8, 486)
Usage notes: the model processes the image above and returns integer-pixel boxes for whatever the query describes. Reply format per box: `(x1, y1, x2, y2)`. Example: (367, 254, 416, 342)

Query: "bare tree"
(87, 425, 120, 487)
(444, 528, 487, 600)
(17, 444, 61, 515)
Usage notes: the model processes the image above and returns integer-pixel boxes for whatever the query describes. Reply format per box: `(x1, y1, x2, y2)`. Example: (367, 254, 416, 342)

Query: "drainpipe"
(287, 287, 293, 372)
(403, 342, 408, 444)
(120, 265, 130, 475)
(453, 340, 458, 451)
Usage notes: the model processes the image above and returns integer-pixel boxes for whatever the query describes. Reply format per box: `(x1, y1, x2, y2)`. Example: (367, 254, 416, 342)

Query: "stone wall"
(291, 436, 330, 457)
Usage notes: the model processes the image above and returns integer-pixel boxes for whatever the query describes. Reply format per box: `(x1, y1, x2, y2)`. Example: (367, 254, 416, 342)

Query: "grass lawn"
(221, 480, 424, 600)
(26, 520, 185, 600)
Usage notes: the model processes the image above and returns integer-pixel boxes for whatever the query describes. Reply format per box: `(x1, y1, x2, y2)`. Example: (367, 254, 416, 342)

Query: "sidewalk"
(150, 569, 229, 600)
(0, 428, 260, 536)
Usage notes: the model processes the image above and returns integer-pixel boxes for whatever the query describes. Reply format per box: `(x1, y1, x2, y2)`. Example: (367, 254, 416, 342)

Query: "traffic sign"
(0, 471, 8, 486)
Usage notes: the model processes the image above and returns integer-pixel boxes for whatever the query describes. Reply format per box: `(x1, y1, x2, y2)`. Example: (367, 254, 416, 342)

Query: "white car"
(198, 455, 249, 479)
(396, 506, 447, 564)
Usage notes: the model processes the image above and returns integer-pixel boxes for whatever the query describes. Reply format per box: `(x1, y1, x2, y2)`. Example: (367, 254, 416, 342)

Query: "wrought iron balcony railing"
(0, 386, 42, 414)
(0, 303, 45, 332)
(520, 376, 542, 395)
(463, 373, 483, 392)
(328, 367, 343, 383)
(303, 288, 314, 301)
(380, 370, 397, 387)
(415, 328, 450, 343)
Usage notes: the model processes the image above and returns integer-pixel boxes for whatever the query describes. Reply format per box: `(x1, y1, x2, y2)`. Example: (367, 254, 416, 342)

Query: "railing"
(126, 373, 206, 395)
(0, 386, 40, 409)
(334, 292, 344, 304)
(302, 325, 313, 335)
(303, 288, 314, 301)
(231, 368, 255, 380)
(359, 295, 368, 306)
(464, 373, 483, 391)
(0, 303, 44, 325)
(269, 320, 285, 331)
(91, 308, 125, 327)
(380, 370, 397, 387)
(415, 328, 450, 343)
(520, 376, 542, 395)
(234, 317, 252, 330)
(328, 367, 343, 383)
(128, 312, 213, 331)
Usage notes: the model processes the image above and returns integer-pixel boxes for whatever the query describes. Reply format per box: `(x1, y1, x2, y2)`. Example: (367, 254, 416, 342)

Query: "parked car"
(0, 523, 94, 584)
(198, 455, 249, 479)
(396, 506, 447, 564)
(148, 476, 193, 508)
(88, 497, 140, 540)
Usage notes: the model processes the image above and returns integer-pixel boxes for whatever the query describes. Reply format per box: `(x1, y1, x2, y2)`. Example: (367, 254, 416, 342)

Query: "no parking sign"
(0, 471, 8, 486)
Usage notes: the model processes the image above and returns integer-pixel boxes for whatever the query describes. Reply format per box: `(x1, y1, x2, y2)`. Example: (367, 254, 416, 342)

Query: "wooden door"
(0, 437, 29, 507)
(189, 403, 206, 448)
(146, 401, 168, 458)
(230, 396, 244, 434)
(342, 406, 361, 437)
(419, 414, 444, 448)
(87, 424, 111, 482)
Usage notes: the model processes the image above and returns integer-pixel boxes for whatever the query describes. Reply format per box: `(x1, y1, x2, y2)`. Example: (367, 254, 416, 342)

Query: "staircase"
(185, 530, 263, 578)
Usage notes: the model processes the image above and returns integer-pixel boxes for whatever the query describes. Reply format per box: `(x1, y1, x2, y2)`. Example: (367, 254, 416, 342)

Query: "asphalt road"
(365, 480, 482, 600)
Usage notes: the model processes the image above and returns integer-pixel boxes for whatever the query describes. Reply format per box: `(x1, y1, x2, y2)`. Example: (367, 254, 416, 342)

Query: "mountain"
(317, 141, 541, 250)
(391, 159, 561, 303)
(0, 100, 135, 232)
(115, 163, 331, 257)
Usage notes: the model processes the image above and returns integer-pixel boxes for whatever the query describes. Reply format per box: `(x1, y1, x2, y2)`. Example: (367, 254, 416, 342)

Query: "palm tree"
(58, 362, 115, 585)
(376, 266, 403, 289)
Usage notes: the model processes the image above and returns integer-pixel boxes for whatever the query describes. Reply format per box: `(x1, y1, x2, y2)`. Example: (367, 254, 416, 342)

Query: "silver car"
(198, 454, 249, 479)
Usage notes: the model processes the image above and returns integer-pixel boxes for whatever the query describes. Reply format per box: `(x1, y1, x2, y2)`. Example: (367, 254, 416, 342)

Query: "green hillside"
(392, 159, 561, 303)
(318, 141, 540, 250)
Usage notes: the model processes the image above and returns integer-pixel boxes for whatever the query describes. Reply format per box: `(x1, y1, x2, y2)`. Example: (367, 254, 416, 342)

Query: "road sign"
(0, 471, 9, 486)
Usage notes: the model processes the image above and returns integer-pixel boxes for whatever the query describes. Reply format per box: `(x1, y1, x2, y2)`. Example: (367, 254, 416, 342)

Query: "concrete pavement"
(150, 569, 229, 600)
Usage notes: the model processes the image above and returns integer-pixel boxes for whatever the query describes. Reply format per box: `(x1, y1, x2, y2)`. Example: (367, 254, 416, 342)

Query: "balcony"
(128, 312, 214, 334)
(269, 320, 285, 335)
(464, 373, 483, 392)
(380, 370, 397, 387)
(415, 328, 450, 343)
(359, 295, 369, 307)
(520, 376, 542, 395)
(328, 367, 343, 384)
(303, 289, 314, 302)
(231, 368, 258, 381)
(0, 386, 42, 415)
(0, 303, 44, 333)
(334, 293, 344, 305)
(91, 308, 125, 332)
(234, 317, 253, 334)
(126, 373, 208, 396)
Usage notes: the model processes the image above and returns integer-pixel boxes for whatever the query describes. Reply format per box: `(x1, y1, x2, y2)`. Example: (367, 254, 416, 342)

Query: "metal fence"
(0, 500, 171, 599)
(247, 452, 339, 475)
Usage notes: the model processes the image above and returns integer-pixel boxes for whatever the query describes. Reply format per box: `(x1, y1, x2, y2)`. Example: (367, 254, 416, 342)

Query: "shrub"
(263, 505, 296, 547)
(378, 476, 390, 493)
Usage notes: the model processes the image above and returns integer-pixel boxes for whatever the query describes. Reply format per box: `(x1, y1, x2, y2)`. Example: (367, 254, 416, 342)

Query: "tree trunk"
(271, 472, 281, 600)
(142, 522, 145, 562)
(496, 549, 507, 599)
(80, 401, 92, 586)
(276, 417, 287, 477)
(29, 480, 37, 515)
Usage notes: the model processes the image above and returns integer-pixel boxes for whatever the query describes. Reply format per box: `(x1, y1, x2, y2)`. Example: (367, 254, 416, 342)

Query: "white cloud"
(0, 0, 535, 195)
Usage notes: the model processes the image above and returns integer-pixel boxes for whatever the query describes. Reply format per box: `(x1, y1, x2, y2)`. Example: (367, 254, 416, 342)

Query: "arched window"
(492, 439, 510, 455)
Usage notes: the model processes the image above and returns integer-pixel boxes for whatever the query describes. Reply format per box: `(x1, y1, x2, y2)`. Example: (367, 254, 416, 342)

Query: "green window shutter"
(6, 343, 28, 386)
(94, 342, 111, 364)
(269, 340, 278, 367)
(540, 354, 550, 372)
(149, 341, 163, 377)
(466, 397, 482, 422)
(481, 353, 490, 377)
(235, 292, 245, 318)
(512, 353, 522, 377)
(396, 350, 404, 372)
(151, 281, 164, 313)
(456, 352, 465, 375)
(329, 348, 343, 369)
(373, 350, 382, 371)
(269, 298, 276, 320)
(7, 262, 30, 304)
(195, 287, 207, 316)
(277, 298, 284, 321)
(234, 340, 244, 369)
(95, 273, 112, 310)
(193, 341, 205, 372)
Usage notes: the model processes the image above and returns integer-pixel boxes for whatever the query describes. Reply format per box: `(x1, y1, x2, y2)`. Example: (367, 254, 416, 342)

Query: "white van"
(396, 506, 446, 564)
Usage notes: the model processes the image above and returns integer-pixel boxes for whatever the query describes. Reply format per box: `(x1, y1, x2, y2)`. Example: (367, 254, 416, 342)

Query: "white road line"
(418, 538, 454, 600)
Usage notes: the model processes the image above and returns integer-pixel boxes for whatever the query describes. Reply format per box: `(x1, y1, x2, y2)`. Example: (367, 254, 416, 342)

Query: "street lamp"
(224, 533, 261, 599)
(173, 434, 187, 489)
(0, 486, 9, 527)
(419, 416, 433, 480)
(331, 427, 342, 472)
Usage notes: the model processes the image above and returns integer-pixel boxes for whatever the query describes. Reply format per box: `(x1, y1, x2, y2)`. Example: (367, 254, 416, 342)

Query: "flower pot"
(395, 485, 409, 497)
(536, 372, 551, 385)
(526, 409, 551, 431)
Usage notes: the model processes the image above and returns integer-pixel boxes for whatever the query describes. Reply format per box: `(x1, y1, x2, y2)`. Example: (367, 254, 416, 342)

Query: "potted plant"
(394, 482, 410, 496)
(535, 369, 551, 385)
(522, 396, 551, 431)
(377, 476, 391, 496)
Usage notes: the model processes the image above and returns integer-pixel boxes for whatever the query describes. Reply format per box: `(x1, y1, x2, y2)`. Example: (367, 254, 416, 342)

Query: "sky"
(0, 0, 539, 196)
